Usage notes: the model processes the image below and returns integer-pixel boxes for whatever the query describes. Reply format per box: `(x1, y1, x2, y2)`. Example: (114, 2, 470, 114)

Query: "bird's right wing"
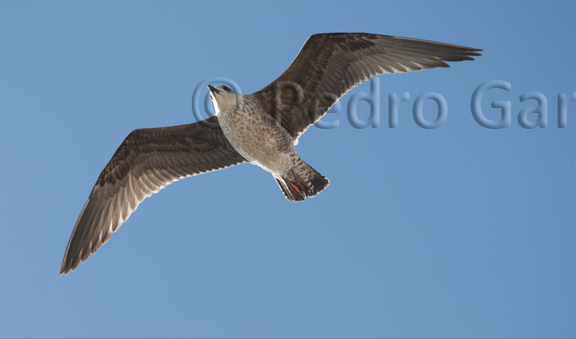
(61, 115, 245, 275)
(253, 33, 482, 140)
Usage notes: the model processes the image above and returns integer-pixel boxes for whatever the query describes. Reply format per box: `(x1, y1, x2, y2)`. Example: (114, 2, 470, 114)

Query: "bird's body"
(214, 89, 329, 201)
(216, 93, 294, 174)
(60, 33, 482, 274)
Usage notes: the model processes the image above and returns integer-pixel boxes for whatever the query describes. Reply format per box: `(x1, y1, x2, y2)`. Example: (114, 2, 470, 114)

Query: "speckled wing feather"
(60, 116, 245, 275)
(253, 33, 482, 140)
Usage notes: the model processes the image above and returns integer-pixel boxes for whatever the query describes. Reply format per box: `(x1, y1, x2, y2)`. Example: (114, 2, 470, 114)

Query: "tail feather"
(275, 160, 329, 202)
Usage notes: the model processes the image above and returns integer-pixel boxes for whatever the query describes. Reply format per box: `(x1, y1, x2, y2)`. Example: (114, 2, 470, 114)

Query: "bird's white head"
(208, 85, 240, 115)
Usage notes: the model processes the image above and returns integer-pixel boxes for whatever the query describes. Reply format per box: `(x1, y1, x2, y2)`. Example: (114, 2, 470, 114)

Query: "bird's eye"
(223, 86, 231, 92)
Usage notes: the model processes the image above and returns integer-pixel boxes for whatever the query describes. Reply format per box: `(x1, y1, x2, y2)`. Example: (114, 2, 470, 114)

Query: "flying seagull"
(61, 33, 482, 274)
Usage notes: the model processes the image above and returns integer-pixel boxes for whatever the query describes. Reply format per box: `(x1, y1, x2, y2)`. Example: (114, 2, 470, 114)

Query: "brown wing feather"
(61, 115, 245, 275)
(252, 33, 482, 139)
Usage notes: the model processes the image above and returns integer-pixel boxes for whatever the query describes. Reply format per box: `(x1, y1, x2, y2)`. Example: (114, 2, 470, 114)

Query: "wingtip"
(60, 259, 67, 275)
(60, 255, 79, 275)
(60, 263, 70, 276)
(467, 48, 483, 57)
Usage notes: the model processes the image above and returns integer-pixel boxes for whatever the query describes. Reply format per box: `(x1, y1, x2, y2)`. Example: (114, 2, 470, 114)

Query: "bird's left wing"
(61, 115, 245, 275)
(252, 33, 482, 140)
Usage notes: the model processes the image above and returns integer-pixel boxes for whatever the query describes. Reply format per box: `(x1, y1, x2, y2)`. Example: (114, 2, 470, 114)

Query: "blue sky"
(0, 1, 574, 338)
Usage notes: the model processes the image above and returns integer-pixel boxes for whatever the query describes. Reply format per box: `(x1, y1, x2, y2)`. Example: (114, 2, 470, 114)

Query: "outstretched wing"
(61, 116, 245, 275)
(253, 33, 482, 140)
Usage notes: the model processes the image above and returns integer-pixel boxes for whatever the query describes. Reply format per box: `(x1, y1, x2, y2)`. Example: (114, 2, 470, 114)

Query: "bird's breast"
(218, 106, 294, 174)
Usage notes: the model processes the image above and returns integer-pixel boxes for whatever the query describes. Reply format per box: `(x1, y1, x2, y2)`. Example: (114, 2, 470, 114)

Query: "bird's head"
(208, 85, 240, 114)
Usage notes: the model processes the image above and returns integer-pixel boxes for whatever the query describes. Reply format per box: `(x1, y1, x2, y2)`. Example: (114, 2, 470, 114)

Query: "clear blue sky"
(0, 1, 574, 338)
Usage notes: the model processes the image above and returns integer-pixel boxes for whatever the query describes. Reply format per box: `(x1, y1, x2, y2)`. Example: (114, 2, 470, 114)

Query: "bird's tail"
(274, 160, 330, 202)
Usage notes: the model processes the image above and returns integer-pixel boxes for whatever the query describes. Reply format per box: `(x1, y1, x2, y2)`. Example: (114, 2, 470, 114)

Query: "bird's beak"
(208, 85, 220, 94)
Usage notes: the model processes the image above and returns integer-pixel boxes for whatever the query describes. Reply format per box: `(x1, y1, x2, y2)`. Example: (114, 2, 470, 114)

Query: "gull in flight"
(61, 33, 482, 274)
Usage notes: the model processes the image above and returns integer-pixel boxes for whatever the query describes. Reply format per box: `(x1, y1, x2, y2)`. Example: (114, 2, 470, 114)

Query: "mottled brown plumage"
(61, 116, 244, 274)
(61, 33, 481, 275)
(254, 33, 481, 141)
